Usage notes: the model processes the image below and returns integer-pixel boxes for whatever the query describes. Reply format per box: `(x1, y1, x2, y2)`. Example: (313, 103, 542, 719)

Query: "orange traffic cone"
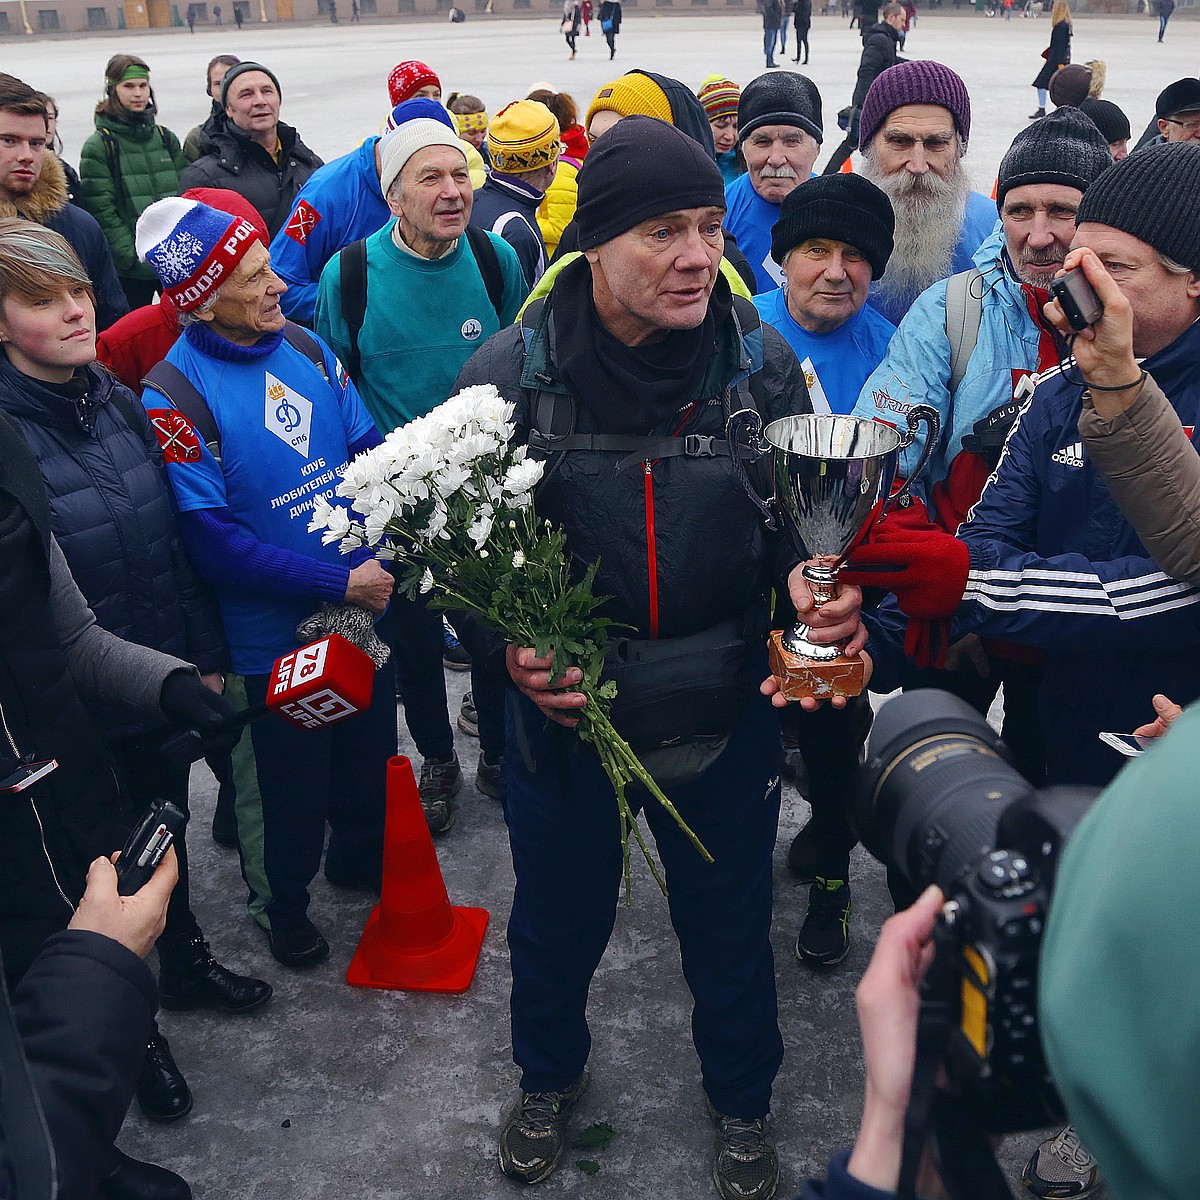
(346, 756, 489, 992)
(840, 156, 854, 173)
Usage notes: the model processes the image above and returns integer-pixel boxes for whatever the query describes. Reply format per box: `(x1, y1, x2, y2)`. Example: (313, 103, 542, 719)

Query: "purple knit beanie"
(858, 61, 971, 152)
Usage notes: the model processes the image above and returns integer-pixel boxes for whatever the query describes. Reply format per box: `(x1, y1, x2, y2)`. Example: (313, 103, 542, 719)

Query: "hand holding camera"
(1044, 249, 1143, 414)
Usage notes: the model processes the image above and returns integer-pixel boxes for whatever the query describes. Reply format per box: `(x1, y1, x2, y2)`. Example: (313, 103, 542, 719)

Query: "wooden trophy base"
(768, 629, 865, 702)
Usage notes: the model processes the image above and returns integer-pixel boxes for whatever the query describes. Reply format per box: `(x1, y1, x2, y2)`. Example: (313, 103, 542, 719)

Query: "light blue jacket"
(851, 225, 1046, 504)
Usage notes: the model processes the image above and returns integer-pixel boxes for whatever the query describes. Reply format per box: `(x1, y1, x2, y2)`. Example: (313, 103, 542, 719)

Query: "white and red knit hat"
(136, 196, 262, 312)
(388, 60, 440, 107)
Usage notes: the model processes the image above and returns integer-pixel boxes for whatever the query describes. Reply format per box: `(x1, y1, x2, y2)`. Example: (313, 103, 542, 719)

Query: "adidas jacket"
(867, 320, 1200, 785)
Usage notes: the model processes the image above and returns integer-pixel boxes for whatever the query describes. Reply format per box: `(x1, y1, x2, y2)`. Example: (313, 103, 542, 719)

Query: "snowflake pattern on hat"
(153, 230, 207, 285)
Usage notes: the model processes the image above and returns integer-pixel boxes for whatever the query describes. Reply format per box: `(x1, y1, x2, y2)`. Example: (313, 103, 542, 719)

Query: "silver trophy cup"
(728, 406, 941, 665)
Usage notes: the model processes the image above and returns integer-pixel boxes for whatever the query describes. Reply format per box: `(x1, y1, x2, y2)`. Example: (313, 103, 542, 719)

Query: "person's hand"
(943, 633, 989, 678)
(847, 884, 945, 1192)
(788, 563, 868, 654)
(160, 669, 240, 758)
(505, 644, 587, 728)
(200, 671, 225, 695)
(344, 560, 394, 614)
(67, 849, 178, 960)
(1133, 693, 1183, 739)
(1043, 247, 1142, 416)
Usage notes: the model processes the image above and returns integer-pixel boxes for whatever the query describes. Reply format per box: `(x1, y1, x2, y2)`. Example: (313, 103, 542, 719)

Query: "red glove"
(840, 522, 970, 620)
(904, 617, 953, 670)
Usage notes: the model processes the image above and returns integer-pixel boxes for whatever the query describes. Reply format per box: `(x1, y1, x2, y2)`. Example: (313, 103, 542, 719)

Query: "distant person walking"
(581, 0, 592, 33)
(599, 0, 621, 57)
(562, 0, 581, 58)
(1031, 0, 1071, 117)
(213, 2, 222, 21)
(234, 4, 243, 26)
(761, 0, 784, 67)
(793, 0, 812, 62)
(1153, 0, 1174, 40)
(187, 5, 196, 31)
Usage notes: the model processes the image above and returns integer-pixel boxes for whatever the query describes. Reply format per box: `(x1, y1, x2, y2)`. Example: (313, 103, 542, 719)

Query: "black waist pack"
(603, 612, 757, 789)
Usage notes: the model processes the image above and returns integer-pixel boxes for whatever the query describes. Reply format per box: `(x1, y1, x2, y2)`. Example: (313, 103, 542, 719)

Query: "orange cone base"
(345, 904, 489, 993)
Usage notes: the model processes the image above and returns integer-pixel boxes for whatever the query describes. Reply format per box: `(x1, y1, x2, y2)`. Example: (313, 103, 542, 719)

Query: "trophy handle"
(885, 404, 942, 512)
(725, 408, 779, 531)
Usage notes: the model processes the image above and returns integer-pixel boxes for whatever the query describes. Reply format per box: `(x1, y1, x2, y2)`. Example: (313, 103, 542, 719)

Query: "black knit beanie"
(1078, 98, 1131, 146)
(574, 115, 726, 251)
(221, 61, 283, 108)
(1076, 141, 1200, 274)
(996, 106, 1113, 211)
(770, 174, 895, 278)
(737, 72, 823, 146)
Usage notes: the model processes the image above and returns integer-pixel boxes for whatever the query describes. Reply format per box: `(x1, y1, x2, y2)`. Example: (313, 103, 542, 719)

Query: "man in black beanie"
(724, 71, 824, 294)
(453, 115, 867, 1200)
(1078, 96, 1130, 160)
(847, 139, 1200, 1200)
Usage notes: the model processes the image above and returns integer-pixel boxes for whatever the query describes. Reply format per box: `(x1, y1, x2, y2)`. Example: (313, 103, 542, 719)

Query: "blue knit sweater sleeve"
(178, 505, 350, 602)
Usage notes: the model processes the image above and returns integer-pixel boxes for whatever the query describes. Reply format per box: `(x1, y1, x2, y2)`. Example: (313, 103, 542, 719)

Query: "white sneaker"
(1021, 1124, 1101, 1198)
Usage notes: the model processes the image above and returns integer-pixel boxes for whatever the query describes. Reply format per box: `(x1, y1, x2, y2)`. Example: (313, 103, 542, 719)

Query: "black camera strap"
(899, 925, 1013, 1200)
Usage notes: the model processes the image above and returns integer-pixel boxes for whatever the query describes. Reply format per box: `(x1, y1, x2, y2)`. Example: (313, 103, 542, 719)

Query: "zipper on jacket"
(0, 699, 74, 916)
(643, 462, 659, 639)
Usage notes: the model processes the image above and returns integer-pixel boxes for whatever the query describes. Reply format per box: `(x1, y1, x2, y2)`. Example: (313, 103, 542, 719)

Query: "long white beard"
(862, 153, 971, 311)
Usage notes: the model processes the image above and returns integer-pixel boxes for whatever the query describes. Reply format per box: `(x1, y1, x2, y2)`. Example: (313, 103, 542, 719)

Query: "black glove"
(159, 670, 241, 761)
(960, 400, 1023, 468)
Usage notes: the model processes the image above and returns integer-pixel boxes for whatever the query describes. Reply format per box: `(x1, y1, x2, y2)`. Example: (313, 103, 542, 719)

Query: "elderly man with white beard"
(854, 61, 996, 328)
(849, 107, 1114, 783)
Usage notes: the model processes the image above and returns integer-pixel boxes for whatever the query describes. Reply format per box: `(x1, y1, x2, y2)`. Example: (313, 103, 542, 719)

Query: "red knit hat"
(388, 60, 440, 107)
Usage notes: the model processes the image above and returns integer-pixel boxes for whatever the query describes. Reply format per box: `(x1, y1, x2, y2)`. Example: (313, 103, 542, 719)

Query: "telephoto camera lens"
(850, 690, 1035, 895)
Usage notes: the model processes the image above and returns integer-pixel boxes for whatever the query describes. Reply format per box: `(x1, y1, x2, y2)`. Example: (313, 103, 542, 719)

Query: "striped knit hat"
(697, 76, 740, 122)
(487, 100, 561, 174)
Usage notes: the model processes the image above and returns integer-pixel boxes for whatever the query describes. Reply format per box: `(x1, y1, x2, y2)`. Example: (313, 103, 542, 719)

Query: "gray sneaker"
(418, 755, 463, 834)
(707, 1099, 779, 1200)
(1022, 1124, 1101, 1198)
(498, 1067, 590, 1184)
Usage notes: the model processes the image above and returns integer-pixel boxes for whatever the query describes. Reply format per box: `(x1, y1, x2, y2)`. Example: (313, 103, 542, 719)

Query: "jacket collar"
(0, 153, 67, 223)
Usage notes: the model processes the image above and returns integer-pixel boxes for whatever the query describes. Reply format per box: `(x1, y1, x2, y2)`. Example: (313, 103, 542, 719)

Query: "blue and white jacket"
(867, 321, 1200, 786)
(270, 138, 390, 326)
(853, 225, 1046, 507)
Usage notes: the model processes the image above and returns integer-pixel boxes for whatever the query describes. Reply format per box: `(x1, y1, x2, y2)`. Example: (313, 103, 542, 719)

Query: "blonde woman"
(1030, 1, 1072, 118)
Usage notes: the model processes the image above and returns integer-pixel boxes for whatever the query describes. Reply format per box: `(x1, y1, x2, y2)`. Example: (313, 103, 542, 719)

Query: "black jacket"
(453, 275, 811, 643)
(852, 22, 904, 109)
(0, 356, 227, 726)
(1033, 20, 1071, 89)
(0, 931, 156, 1200)
(180, 119, 323, 239)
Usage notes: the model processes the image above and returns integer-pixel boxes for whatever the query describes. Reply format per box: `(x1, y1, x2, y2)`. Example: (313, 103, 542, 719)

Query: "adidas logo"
(1051, 441, 1085, 469)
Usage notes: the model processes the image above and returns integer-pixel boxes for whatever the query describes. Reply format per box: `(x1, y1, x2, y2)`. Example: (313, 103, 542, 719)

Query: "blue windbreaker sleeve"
(796, 1150, 899, 1200)
(179, 506, 350, 602)
(863, 597, 915, 697)
(953, 395, 1200, 649)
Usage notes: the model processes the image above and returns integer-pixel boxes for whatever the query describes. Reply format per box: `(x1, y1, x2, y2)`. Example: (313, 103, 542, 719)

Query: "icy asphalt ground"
(15, 11, 1194, 1197)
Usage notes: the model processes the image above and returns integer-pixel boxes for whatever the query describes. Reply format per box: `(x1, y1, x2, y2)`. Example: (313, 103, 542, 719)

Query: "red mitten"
(904, 617, 952, 670)
(841, 523, 970, 619)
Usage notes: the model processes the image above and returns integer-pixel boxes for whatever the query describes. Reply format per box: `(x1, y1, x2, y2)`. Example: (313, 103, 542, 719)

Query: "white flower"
(502, 459, 545, 498)
(467, 511, 494, 550)
(511, 550, 526, 568)
(420, 503, 448, 543)
(434, 462, 471, 498)
(419, 568, 434, 594)
(363, 494, 396, 546)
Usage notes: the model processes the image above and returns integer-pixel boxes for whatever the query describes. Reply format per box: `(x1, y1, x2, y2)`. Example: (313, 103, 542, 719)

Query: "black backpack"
(336, 225, 506, 382)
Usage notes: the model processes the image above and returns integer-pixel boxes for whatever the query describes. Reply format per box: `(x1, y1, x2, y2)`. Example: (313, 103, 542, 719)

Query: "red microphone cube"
(267, 635, 375, 731)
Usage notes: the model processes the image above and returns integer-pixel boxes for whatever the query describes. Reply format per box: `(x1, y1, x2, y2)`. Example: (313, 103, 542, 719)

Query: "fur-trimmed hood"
(0, 153, 68, 223)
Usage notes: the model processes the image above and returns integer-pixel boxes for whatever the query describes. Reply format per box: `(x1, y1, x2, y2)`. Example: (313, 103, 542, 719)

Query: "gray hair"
(176, 287, 221, 326)
(1156, 250, 1195, 278)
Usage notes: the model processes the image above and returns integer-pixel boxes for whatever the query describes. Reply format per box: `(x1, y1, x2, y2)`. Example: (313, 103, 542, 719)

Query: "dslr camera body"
(852, 690, 1098, 1135)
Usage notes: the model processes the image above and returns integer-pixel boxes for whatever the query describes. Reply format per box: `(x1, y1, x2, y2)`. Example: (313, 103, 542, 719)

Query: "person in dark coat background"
(793, 0, 812, 63)
(1031, 0, 1072, 118)
(180, 62, 322, 241)
(761, 0, 784, 67)
(822, 3, 906, 174)
(598, 0, 621, 58)
(0, 218, 271, 1136)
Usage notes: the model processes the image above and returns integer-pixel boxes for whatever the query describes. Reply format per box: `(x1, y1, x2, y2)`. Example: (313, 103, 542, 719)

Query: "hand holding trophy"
(728, 406, 940, 702)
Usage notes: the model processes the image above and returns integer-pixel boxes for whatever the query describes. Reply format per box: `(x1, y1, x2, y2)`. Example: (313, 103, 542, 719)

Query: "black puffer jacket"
(0, 356, 226, 734)
(454, 276, 811, 642)
(852, 21, 904, 109)
(179, 120, 323, 239)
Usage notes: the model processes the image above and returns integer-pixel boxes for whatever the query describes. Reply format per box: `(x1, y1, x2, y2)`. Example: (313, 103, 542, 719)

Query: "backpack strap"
(337, 237, 368, 382)
(282, 320, 330, 384)
(143, 361, 223, 464)
(465, 224, 505, 322)
(945, 267, 984, 400)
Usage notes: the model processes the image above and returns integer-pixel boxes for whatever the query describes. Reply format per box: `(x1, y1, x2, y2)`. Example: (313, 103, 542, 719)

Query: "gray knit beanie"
(1076, 141, 1200, 275)
(996, 106, 1113, 211)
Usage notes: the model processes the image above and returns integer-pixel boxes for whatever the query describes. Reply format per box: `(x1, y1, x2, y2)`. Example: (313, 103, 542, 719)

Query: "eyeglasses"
(1163, 116, 1200, 134)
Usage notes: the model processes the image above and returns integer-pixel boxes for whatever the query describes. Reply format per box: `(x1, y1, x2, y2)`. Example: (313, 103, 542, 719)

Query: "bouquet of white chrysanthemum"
(310, 384, 711, 897)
